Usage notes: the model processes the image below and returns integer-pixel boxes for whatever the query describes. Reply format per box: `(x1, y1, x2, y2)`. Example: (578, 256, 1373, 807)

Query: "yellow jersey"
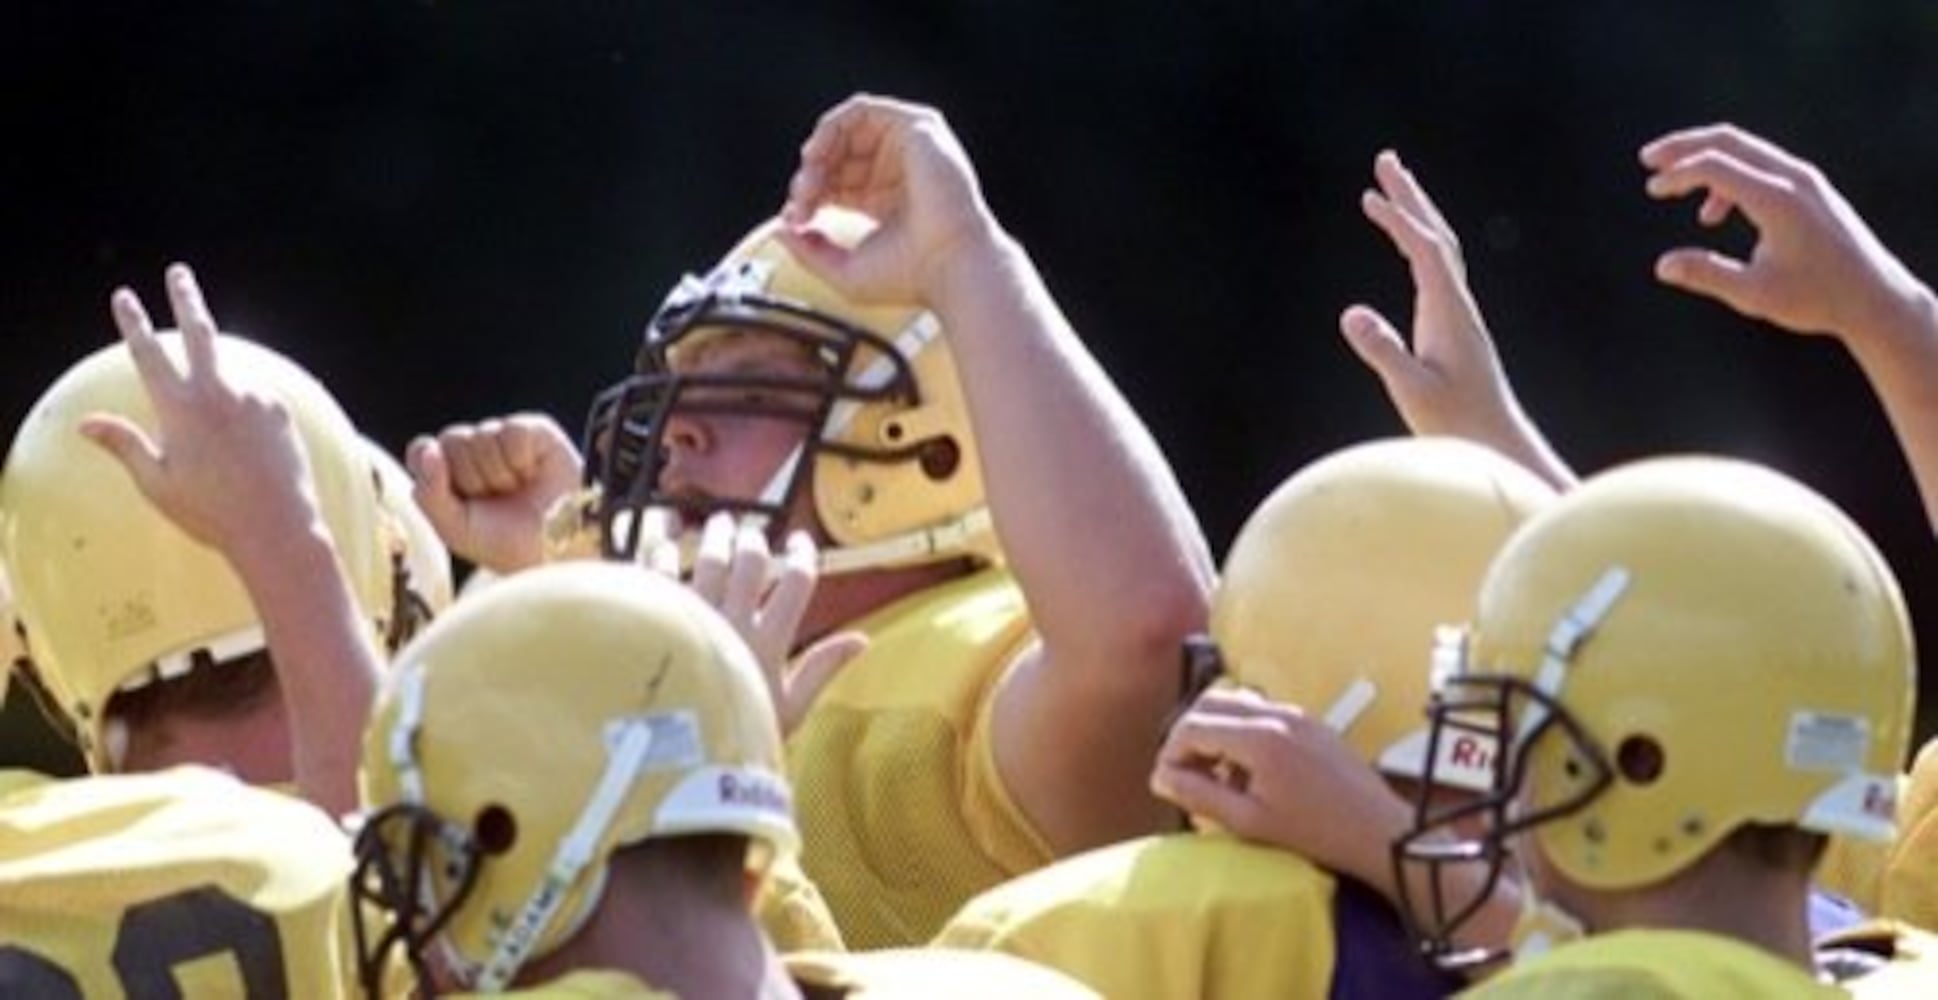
(453, 969, 674, 999)
(935, 832, 1459, 999)
(786, 948, 1099, 998)
(452, 950, 1094, 999)
(756, 851, 846, 952)
(1461, 929, 1840, 999)
(786, 568, 1054, 948)
(0, 765, 356, 999)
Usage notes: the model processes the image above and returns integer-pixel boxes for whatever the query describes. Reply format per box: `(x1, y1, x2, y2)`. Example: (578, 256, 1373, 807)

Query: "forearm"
(1846, 284, 1938, 536)
(1475, 392, 1580, 492)
(929, 226, 1214, 666)
(228, 517, 382, 817)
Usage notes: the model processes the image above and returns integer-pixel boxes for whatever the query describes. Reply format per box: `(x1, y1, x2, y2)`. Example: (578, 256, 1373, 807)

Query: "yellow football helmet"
(1399, 456, 1913, 956)
(0, 566, 18, 706)
(0, 333, 395, 771)
(364, 436, 454, 640)
(1201, 437, 1556, 790)
(582, 207, 995, 574)
(350, 561, 798, 995)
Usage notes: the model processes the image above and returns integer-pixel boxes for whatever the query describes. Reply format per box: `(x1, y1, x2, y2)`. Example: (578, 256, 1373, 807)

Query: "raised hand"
(1342, 151, 1575, 488)
(1644, 123, 1938, 535)
(678, 513, 865, 737)
(1150, 687, 1410, 889)
(776, 93, 1001, 308)
(407, 413, 583, 574)
(80, 263, 322, 555)
(1642, 123, 1931, 344)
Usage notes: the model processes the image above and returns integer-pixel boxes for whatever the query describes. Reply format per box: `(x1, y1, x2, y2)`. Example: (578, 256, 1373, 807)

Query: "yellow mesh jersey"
(757, 851, 846, 951)
(1461, 929, 1841, 999)
(786, 567, 1052, 949)
(0, 765, 355, 999)
(933, 832, 1339, 998)
(1880, 739, 1938, 929)
(454, 970, 675, 999)
(786, 948, 1100, 998)
(1819, 920, 1938, 999)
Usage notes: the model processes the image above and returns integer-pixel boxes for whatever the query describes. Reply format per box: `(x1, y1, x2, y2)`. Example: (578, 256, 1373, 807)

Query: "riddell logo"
(719, 772, 789, 813)
(1862, 781, 1895, 821)
(1447, 734, 1494, 774)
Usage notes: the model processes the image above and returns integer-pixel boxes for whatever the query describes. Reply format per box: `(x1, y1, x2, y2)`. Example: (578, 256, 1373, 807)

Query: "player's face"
(117, 687, 294, 786)
(659, 330, 826, 536)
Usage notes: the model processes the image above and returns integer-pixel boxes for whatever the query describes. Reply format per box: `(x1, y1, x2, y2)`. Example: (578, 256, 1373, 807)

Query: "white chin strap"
(1514, 567, 1630, 749)
(474, 719, 655, 992)
(816, 507, 994, 575)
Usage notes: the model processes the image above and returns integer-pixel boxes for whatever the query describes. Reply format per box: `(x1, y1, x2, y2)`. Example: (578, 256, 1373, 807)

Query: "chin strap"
(474, 719, 656, 991)
(1507, 892, 1586, 962)
(816, 506, 996, 575)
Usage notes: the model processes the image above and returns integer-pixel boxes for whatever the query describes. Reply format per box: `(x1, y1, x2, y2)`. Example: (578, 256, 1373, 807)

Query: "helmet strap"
(474, 718, 656, 991)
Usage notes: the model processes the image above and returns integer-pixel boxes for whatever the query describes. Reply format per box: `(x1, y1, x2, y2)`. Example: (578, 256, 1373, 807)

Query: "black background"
(5, 1, 1936, 771)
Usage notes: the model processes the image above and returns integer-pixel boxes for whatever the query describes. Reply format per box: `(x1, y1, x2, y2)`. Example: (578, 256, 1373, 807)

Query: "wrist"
(1846, 277, 1938, 359)
(224, 513, 343, 589)
(1344, 794, 1417, 896)
(924, 216, 1019, 320)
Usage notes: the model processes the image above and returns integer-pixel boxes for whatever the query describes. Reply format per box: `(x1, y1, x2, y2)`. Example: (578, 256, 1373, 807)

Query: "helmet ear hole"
(474, 804, 518, 856)
(918, 437, 961, 481)
(1616, 734, 1664, 786)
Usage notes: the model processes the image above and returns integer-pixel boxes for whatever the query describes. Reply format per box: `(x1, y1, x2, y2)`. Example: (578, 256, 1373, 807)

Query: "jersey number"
(0, 885, 288, 999)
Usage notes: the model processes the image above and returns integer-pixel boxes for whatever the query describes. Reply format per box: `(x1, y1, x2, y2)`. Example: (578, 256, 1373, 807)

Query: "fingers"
(1698, 193, 1734, 228)
(1640, 123, 1810, 184)
(720, 520, 771, 624)
(1373, 150, 1456, 243)
(1644, 149, 1788, 219)
(1157, 710, 1278, 774)
(110, 287, 177, 392)
(633, 507, 682, 578)
(1361, 188, 1465, 295)
(688, 512, 738, 606)
(164, 263, 221, 378)
(752, 531, 818, 654)
(77, 414, 166, 501)
(1654, 247, 1759, 310)
(467, 420, 521, 493)
(435, 424, 518, 496)
(406, 436, 469, 550)
(786, 94, 906, 224)
(498, 416, 540, 477)
(781, 631, 868, 735)
(1177, 686, 1284, 721)
(1339, 305, 1427, 391)
(1148, 761, 1264, 837)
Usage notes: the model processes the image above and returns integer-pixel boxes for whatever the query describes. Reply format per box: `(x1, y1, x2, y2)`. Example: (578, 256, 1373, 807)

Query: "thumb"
(1339, 305, 1426, 390)
(406, 436, 468, 550)
(1655, 248, 1758, 312)
(1149, 761, 1261, 837)
(781, 632, 868, 735)
(78, 415, 165, 501)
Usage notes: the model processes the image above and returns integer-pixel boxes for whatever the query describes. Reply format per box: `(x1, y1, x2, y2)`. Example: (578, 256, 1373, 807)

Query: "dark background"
(5, 1, 1936, 772)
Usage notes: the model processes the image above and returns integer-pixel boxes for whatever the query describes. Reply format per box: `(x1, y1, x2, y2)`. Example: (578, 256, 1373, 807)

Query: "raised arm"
(1642, 124, 1938, 535)
(1341, 150, 1576, 490)
(81, 264, 380, 816)
(778, 95, 1215, 850)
